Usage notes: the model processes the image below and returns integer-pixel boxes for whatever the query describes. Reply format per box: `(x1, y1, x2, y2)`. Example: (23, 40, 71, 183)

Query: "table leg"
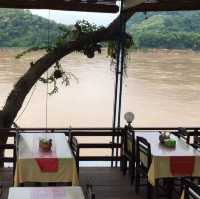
(166, 178, 174, 199)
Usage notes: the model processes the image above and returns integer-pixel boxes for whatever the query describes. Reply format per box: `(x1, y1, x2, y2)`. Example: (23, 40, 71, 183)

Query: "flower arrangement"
(39, 138, 52, 152)
(159, 132, 170, 143)
(159, 131, 176, 148)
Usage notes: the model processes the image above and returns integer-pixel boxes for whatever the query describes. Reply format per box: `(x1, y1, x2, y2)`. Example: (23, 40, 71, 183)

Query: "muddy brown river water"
(1, 48, 200, 128)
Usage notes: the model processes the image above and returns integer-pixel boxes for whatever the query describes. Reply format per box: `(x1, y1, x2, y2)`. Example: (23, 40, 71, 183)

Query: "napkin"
(170, 156, 195, 176)
(36, 156, 58, 172)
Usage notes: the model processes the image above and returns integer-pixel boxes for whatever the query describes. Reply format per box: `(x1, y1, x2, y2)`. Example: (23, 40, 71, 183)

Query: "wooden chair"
(85, 184, 95, 199)
(122, 125, 135, 184)
(135, 136, 152, 199)
(187, 129, 200, 150)
(0, 185, 2, 199)
(0, 131, 17, 197)
(68, 132, 80, 174)
(171, 128, 188, 141)
(0, 132, 17, 178)
(182, 179, 200, 199)
(172, 128, 200, 149)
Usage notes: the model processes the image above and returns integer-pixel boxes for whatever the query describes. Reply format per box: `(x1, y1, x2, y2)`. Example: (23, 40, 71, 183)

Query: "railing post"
(112, 0, 126, 167)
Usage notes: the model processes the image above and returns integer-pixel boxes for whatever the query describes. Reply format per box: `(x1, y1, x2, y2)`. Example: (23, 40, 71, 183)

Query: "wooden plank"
(127, 0, 200, 11)
(79, 156, 121, 161)
(0, 144, 15, 149)
(1, 127, 200, 133)
(0, 157, 15, 162)
(71, 131, 122, 136)
(78, 143, 121, 148)
(0, 0, 119, 13)
(0, 132, 16, 137)
(1, 167, 180, 199)
(79, 167, 144, 199)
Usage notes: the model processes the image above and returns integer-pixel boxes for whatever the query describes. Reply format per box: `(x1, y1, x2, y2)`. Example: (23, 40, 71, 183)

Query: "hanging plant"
(107, 33, 134, 64)
(53, 61, 63, 79)
(39, 61, 78, 95)
(54, 69, 63, 79)
(83, 43, 102, 58)
(72, 20, 104, 58)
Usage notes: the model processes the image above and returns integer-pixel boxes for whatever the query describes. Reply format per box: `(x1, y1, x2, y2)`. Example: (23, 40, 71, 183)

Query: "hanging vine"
(107, 33, 134, 74)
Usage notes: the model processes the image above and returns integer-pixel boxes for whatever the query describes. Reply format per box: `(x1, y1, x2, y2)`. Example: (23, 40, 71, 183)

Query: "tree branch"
(1, 10, 135, 128)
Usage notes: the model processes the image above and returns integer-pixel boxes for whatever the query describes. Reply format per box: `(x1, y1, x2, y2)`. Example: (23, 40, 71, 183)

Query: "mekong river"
(1, 48, 200, 128)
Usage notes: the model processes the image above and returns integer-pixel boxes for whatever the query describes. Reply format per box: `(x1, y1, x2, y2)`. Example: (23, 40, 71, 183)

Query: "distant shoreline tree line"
(128, 11, 200, 50)
(1, 9, 200, 50)
(133, 31, 200, 50)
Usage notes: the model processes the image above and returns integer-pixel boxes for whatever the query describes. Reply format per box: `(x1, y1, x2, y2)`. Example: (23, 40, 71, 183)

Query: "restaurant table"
(14, 133, 79, 186)
(135, 132, 200, 186)
(8, 186, 85, 199)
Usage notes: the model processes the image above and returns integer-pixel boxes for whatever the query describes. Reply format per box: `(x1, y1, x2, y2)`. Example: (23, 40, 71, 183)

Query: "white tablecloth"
(8, 187, 85, 199)
(14, 133, 79, 186)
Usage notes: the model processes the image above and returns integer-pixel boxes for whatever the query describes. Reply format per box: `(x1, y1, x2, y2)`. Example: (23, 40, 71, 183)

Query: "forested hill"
(0, 9, 68, 47)
(127, 11, 200, 50)
(1, 9, 200, 50)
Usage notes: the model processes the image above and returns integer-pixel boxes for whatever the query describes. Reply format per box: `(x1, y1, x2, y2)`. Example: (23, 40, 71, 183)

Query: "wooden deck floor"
(1, 167, 180, 199)
(80, 167, 144, 199)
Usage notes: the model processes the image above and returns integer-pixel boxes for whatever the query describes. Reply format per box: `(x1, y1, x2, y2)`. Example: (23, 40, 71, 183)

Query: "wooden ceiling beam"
(129, 0, 200, 12)
(0, 0, 119, 13)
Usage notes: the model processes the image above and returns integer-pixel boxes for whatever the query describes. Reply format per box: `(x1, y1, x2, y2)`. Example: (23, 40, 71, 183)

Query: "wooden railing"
(0, 126, 200, 168)
(0, 127, 124, 168)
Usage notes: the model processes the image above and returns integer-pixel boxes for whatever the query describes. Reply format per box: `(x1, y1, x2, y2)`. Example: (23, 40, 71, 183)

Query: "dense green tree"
(128, 11, 200, 50)
(0, 9, 68, 47)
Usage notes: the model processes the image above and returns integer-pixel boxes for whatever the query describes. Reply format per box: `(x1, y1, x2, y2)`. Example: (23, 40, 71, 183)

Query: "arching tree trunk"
(0, 9, 134, 129)
(0, 10, 135, 166)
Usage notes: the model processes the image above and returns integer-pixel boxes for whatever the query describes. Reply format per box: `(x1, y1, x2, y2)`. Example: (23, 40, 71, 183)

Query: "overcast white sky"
(30, 9, 118, 26)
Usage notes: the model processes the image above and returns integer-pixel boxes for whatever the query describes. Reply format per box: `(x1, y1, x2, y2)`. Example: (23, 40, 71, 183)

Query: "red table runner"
(35, 157, 58, 172)
(32, 134, 58, 172)
(170, 156, 195, 176)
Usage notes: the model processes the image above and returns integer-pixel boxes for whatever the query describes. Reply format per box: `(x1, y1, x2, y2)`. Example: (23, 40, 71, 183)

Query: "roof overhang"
(1, 1, 200, 14)
(0, 0, 119, 13)
(124, 0, 200, 12)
